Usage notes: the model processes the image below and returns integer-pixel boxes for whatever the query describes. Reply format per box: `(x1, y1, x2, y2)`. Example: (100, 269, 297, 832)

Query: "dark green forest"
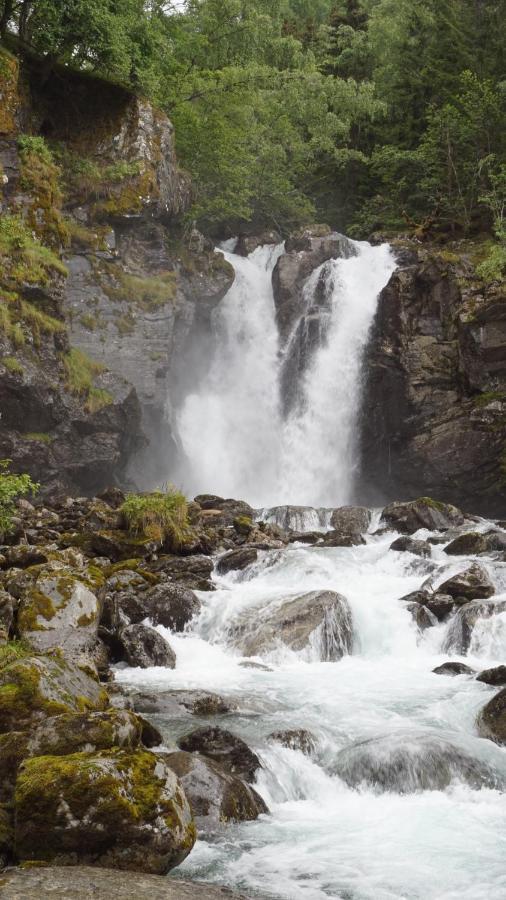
(1, 1, 505, 268)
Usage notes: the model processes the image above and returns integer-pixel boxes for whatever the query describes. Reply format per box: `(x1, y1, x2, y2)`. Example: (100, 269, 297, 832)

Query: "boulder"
(105, 583, 201, 632)
(444, 532, 489, 555)
(236, 230, 281, 256)
(164, 751, 267, 828)
(443, 599, 506, 654)
(398, 589, 430, 606)
(287, 531, 322, 545)
(118, 624, 176, 669)
(322, 530, 366, 547)
(381, 498, 464, 534)
(14, 750, 196, 873)
(148, 555, 214, 591)
(437, 563, 495, 603)
(405, 603, 436, 631)
(477, 688, 506, 745)
(477, 665, 506, 686)
(333, 730, 503, 792)
(231, 590, 353, 660)
(194, 497, 254, 529)
(390, 536, 431, 557)
(216, 547, 258, 575)
(17, 566, 100, 664)
(0, 655, 107, 733)
(329, 506, 371, 534)
(268, 729, 316, 755)
(422, 593, 453, 621)
(0, 866, 249, 899)
(27, 709, 143, 756)
(133, 690, 235, 718)
(178, 726, 261, 783)
(0, 589, 14, 640)
(2, 545, 48, 569)
(90, 531, 161, 562)
(432, 662, 476, 676)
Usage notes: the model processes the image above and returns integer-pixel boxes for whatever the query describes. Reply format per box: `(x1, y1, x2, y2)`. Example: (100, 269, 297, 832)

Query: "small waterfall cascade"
(174, 238, 395, 506)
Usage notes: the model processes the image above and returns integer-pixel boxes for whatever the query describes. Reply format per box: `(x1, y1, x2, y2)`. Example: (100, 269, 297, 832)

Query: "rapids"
(116, 528, 506, 900)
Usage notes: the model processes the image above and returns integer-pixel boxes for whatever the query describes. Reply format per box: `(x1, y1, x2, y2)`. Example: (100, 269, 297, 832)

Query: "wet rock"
(133, 689, 236, 717)
(90, 531, 161, 562)
(106, 582, 201, 632)
(231, 590, 353, 660)
(287, 531, 322, 544)
(398, 589, 430, 606)
(476, 665, 506, 686)
(333, 730, 503, 792)
(236, 230, 281, 256)
(164, 750, 267, 828)
(322, 530, 366, 547)
(425, 593, 454, 621)
(484, 531, 506, 551)
(330, 506, 371, 534)
(14, 750, 196, 872)
(0, 866, 249, 900)
(216, 547, 258, 575)
(0, 655, 107, 733)
(118, 624, 176, 669)
(444, 532, 489, 555)
(381, 498, 464, 534)
(268, 729, 316, 755)
(432, 662, 476, 676)
(443, 599, 506, 654)
(239, 661, 273, 671)
(178, 726, 261, 782)
(390, 536, 432, 557)
(477, 688, 506, 745)
(438, 563, 495, 603)
(148, 554, 214, 591)
(194, 497, 254, 529)
(406, 603, 436, 631)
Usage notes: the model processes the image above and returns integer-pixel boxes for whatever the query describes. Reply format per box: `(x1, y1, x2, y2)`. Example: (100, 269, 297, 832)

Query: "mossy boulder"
(17, 565, 100, 664)
(27, 709, 143, 757)
(14, 749, 196, 873)
(0, 802, 14, 868)
(90, 531, 162, 562)
(104, 583, 200, 632)
(381, 498, 465, 534)
(0, 731, 29, 801)
(444, 532, 489, 555)
(0, 655, 108, 734)
(164, 751, 267, 830)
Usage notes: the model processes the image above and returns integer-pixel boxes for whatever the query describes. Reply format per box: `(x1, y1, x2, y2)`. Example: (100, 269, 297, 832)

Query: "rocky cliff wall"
(361, 243, 506, 514)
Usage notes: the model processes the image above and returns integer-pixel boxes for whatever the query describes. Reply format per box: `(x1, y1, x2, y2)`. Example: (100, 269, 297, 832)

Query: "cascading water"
(174, 239, 395, 507)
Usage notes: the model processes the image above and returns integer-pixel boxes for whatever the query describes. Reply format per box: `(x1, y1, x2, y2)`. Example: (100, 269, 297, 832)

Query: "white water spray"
(175, 239, 395, 506)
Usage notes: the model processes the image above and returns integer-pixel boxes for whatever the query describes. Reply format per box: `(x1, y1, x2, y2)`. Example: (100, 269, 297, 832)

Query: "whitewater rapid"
(175, 239, 395, 507)
(116, 526, 506, 900)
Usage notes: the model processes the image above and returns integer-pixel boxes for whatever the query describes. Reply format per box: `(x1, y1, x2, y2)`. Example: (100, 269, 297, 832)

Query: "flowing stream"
(175, 239, 395, 507)
(117, 239, 506, 899)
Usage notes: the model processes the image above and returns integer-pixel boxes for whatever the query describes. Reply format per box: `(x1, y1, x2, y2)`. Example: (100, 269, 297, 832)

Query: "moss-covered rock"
(381, 498, 465, 534)
(0, 731, 29, 801)
(0, 654, 108, 734)
(27, 709, 143, 757)
(15, 749, 196, 873)
(90, 531, 162, 562)
(0, 802, 14, 868)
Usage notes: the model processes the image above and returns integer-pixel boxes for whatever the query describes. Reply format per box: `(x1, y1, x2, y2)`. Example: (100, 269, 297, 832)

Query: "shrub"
(120, 489, 190, 549)
(476, 242, 506, 282)
(0, 460, 39, 538)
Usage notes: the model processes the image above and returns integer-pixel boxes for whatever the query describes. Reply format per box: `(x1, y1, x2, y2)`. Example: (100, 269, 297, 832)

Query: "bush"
(0, 460, 38, 539)
(120, 489, 190, 549)
(476, 242, 506, 282)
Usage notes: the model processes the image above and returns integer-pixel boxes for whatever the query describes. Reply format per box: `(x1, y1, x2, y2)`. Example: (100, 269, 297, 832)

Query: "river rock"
(333, 731, 503, 792)
(268, 729, 316, 754)
(0, 866, 250, 899)
(330, 506, 371, 534)
(432, 662, 476, 676)
(425, 593, 455, 621)
(437, 563, 495, 603)
(133, 689, 235, 717)
(477, 665, 506, 686)
(107, 583, 201, 632)
(0, 655, 107, 733)
(398, 589, 430, 606)
(216, 547, 258, 575)
(236, 230, 281, 256)
(14, 749, 196, 872)
(405, 603, 436, 631)
(444, 532, 489, 555)
(164, 750, 267, 828)
(231, 590, 353, 660)
(390, 536, 432, 557)
(148, 554, 214, 591)
(287, 531, 322, 544)
(178, 726, 261, 782)
(477, 688, 506, 745)
(381, 498, 464, 534)
(27, 709, 143, 756)
(118, 624, 176, 668)
(322, 530, 366, 547)
(443, 599, 506, 653)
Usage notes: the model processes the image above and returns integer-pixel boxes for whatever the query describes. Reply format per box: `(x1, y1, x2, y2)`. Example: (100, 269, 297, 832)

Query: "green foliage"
(120, 488, 190, 549)
(0, 460, 38, 539)
(17, 134, 54, 165)
(63, 349, 112, 413)
(1, 356, 23, 374)
(0, 215, 67, 288)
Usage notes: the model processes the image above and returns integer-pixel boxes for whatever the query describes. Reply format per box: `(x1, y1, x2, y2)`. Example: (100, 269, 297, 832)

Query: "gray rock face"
(477, 688, 506, 745)
(361, 249, 506, 514)
(438, 563, 495, 603)
(165, 750, 267, 828)
(444, 533, 490, 555)
(334, 731, 504, 792)
(230, 590, 353, 660)
(178, 726, 261, 782)
(381, 498, 464, 534)
(119, 624, 176, 668)
(443, 599, 506, 653)
(0, 867, 250, 900)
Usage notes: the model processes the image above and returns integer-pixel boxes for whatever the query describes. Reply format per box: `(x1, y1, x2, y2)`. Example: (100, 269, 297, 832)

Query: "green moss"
(62, 348, 112, 412)
(472, 391, 506, 408)
(0, 641, 31, 671)
(104, 267, 177, 311)
(416, 496, 448, 511)
(2, 356, 23, 374)
(23, 432, 53, 444)
(16, 136, 69, 249)
(0, 216, 67, 293)
(78, 313, 99, 330)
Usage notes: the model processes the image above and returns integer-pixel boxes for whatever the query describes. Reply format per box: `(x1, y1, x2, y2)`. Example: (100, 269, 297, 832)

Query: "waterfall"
(174, 238, 395, 506)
